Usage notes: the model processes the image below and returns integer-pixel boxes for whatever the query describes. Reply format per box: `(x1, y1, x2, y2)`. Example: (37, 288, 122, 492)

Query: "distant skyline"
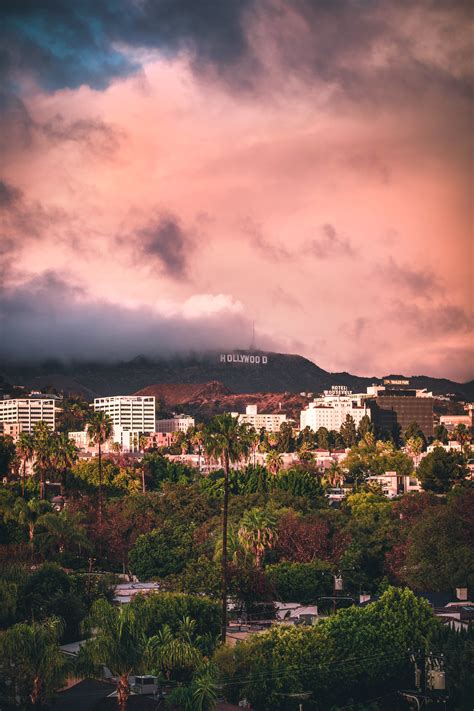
(1, 1, 472, 380)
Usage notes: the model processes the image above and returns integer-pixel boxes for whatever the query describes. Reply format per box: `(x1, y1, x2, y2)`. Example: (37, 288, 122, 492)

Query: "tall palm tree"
(266, 449, 283, 477)
(33, 421, 54, 500)
(204, 414, 253, 642)
(17, 432, 35, 498)
(87, 411, 113, 526)
(238, 508, 277, 568)
(0, 618, 69, 708)
(50, 432, 78, 496)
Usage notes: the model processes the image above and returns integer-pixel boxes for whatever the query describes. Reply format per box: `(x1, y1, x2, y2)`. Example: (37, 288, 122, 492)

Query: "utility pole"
(400, 649, 447, 708)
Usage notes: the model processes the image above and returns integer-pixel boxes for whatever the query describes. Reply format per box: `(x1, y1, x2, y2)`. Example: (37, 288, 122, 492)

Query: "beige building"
(155, 416, 195, 433)
(232, 405, 287, 433)
(93, 396, 155, 432)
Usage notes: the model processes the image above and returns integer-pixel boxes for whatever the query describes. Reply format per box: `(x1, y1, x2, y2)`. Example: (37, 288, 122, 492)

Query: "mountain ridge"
(1, 350, 472, 401)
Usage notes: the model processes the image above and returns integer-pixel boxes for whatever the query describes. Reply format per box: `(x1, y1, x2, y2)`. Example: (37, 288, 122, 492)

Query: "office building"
(93, 396, 155, 432)
(300, 387, 369, 432)
(366, 381, 434, 438)
(0, 396, 57, 434)
(232, 405, 287, 433)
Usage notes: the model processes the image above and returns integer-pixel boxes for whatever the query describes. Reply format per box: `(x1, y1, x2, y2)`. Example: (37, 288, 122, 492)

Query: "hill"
(1, 350, 472, 401)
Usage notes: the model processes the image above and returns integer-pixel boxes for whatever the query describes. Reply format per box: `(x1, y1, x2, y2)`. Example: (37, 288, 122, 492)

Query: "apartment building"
(93, 396, 155, 432)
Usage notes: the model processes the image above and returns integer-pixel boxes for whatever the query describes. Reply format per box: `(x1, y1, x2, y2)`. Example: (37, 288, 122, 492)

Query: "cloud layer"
(0, 0, 472, 380)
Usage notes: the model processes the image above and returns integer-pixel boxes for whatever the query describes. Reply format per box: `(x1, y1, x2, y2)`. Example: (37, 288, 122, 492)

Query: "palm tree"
(0, 618, 69, 708)
(149, 617, 202, 679)
(78, 599, 152, 711)
(266, 449, 283, 477)
(37, 509, 89, 556)
(17, 432, 35, 497)
(238, 508, 277, 568)
(203, 414, 253, 642)
(190, 424, 206, 472)
(7, 498, 52, 560)
(33, 421, 54, 500)
(87, 411, 113, 526)
(325, 460, 344, 488)
(298, 441, 314, 463)
(50, 432, 78, 496)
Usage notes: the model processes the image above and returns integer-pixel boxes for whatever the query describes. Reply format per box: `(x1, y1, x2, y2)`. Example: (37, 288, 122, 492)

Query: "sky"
(0, 0, 472, 380)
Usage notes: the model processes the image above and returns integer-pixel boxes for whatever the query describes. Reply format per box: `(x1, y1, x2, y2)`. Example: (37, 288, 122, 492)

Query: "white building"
(155, 415, 195, 433)
(366, 471, 422, 498)
(69, 426, 144, 454)
(0, 396, 57, 433)
(300, 387, 369, 432)
(93, 396, 155, 432)
(232, 405, 287, 433)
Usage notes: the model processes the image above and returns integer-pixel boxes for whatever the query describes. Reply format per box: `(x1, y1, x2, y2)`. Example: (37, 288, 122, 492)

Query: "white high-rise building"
(93, 396, 155, 432)
(0, 396, 57, 434)
(232, 405, 287, 433)
(300, 387, 369, 432)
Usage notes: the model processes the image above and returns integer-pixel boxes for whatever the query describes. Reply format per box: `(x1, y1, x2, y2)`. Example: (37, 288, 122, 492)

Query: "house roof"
(53, 679, 115, 711)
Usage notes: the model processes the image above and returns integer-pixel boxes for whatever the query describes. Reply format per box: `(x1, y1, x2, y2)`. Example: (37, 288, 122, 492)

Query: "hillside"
(1, 350, 472, 401)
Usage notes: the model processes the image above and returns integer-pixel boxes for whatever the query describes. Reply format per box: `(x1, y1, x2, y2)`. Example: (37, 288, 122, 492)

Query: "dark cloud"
(1, 0, 470, 105)
(382, 257, 440, 296)
(390, 300, 473, 336)
(133, 214, 193, 279)
(0, 180, 22, 208)
(0, 271, 260, 362)
(309, 223, 355, 259)
(1, 0, 253, 92)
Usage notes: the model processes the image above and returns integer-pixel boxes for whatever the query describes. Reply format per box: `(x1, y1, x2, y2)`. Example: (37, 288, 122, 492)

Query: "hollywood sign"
(220, 353, 268, 365)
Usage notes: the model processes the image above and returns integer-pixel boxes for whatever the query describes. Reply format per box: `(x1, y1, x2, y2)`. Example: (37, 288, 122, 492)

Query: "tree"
(7, 498, 52, 560)
(403, 421, 427, 449)
(417, 447, 467, 493)
(129, 525, 193, 579)
(0, 434, 16, 480)
(453, 423, 471, 448)
(203, 414, 252, 642)
(87, 411, 113, 525)
(78, 600, 155, 711)
(50, 432, 78, 496)
(324, 460, 344, 488)
(238, 508, 277, 568)
(266, 449, 283, 476)
(16, 432, 35, 497)
(32, 422, 54, 499)
(316, 427, 330, 451)
(37, 509, 89, 556)
(276, 421, 295, 453)
(356, 415, 374, 441)
(340, 415, 357, 448)
(433, 424, 449, 445)
(266, 561, 333, 603)
(0, 618, 69, 708)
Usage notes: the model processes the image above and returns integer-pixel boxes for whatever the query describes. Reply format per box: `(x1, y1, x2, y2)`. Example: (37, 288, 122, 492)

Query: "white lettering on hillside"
(219, 353, 268, 365)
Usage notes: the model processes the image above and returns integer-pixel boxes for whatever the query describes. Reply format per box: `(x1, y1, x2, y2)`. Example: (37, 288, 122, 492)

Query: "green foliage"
(68, 458, 142, 494)
(0, 618, 70, 708)
(0, 435, 16, 477)
(0, 579, 18, 628)
(130, 592, 220, 643)
(129, 525, 194, 579)
(344, 438, 413, 483)
(400, 487, 474, 591)
(340, 415, 357, 448)
(144, 451, 196, 489)
(417, 446, 467, 492)
(429, 624, 474, 710)
(265, 561, 333, 603)
(217, 587, 436, 710)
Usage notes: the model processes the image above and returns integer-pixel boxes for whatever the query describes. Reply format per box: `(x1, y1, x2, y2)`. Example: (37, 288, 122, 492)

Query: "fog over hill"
(1, 350, 473, 401)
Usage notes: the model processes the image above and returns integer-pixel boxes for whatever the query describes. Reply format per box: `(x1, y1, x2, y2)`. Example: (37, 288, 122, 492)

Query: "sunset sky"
(1, 0, 472, 380)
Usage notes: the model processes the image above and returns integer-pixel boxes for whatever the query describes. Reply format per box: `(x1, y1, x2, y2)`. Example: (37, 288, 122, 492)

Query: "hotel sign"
(220, 353, 268, 365)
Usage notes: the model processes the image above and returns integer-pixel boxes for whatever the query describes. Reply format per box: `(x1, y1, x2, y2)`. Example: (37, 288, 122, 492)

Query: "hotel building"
(155, 415, 195, 433)
(300, 387, 369, 432)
